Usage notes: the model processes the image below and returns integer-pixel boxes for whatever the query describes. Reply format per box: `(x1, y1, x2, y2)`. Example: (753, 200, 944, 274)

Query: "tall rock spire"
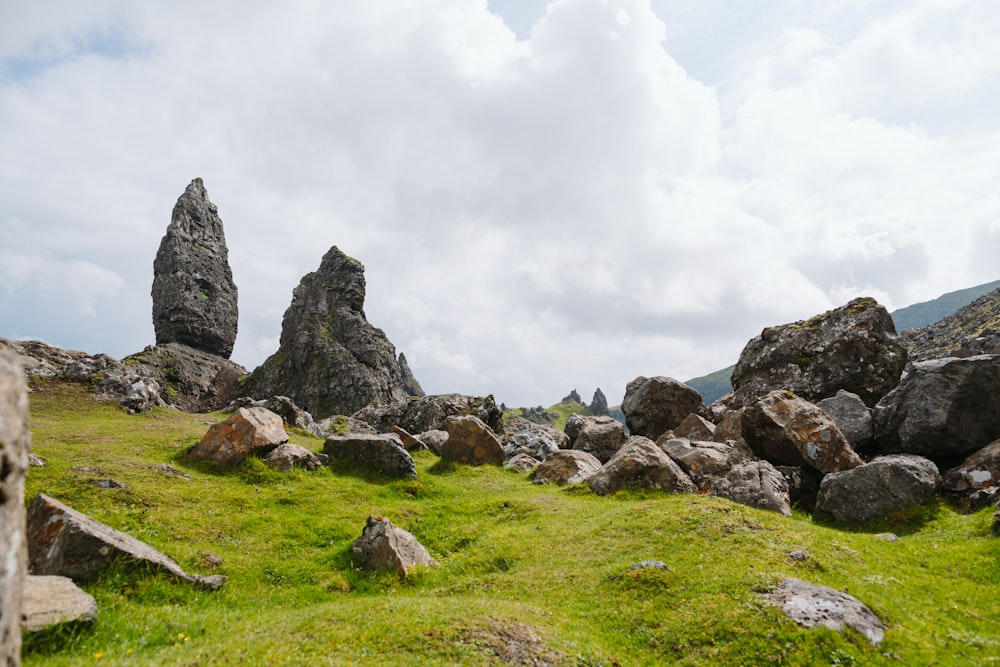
(151, 178, 239, 358)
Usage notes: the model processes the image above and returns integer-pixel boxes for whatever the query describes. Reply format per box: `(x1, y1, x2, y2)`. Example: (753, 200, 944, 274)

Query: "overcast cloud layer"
(2, 0, 999, 408)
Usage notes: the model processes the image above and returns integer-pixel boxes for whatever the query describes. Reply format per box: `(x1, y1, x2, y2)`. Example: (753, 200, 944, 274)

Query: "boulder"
(119, 343, 247, 412)
(187, 407, 289, 467)
(587, 437, 697, 496)
(566, 415, 626, 463)
(248, 246, 411, 418)
(941, 439, 1000, 504)
(587, 388, 610, 417)
(622, 376, 706, 440)
(21, 575, 98, 632)
(873, 355, 1000, 458)
(814, 455, 941, 524)
(26, 494, 225, 589)
(1, 349, 29, 665)
(816, 390, 873, 451)
(742, 391, 862, 475)
(501, 416, 567, 461)
(505, 453, 542, 474)
(672, 413, 716, 441)
(229, 395, 321, 436)
(710, 460, 792, 516)
(316, 415, 377, 436)
(323, 433, 417, 479)
(532, 450, 602, 485)
(151, 178, 239, 359)
(441, 416, 504, 466)
(262, 444, 325, 472)
(397, 353, 425, 397)
(350, 516, 437, 576)
(353, 394, 503, 435)
(389, 426, 426, 451)
(763, 577, 887, 646)
(416, 430, 449, 455)
(658, 437, 752, 488)
(711, 409, 745, 444)
(731, 297, 906, 408)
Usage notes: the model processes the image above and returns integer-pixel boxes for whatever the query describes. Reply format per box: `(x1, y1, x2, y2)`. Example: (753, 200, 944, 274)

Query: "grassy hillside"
(22, 380, 1000, 665)
(891, 280, 1000, 333)
(684, 365, 736, 406)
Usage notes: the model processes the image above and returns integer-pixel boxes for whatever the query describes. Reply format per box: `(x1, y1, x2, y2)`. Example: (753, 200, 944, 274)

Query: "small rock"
(504, 453, 541, 473)
(763, 577, 887, 645)
(628, 560, 669, 572)
(263, 443, 324, 472)
(21, 575, 98, 632)
(350, 516, 438, 576)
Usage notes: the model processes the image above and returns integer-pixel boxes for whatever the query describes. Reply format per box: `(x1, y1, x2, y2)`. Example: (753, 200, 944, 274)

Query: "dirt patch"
(460, 621, 565, 666)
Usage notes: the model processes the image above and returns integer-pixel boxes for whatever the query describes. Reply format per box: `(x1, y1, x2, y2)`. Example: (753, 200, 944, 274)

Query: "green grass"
(21, 380, 1000, 665)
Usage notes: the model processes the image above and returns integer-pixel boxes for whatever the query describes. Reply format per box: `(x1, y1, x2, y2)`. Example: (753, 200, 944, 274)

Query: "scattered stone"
(323, 433, 417, 479)
(710, 460, 792, 516)
(658, 437, 753, 488)
(874, 355, 1000, 458)
(742, 391, 862, 475)
(151, 178, 239, 359)
(816, 390, 874, 451)
(628, 560, 669, 572)
(441, 416, 504, 466)
(874, 533, 900, 543)
(566, 414, 626, 463)
(763, 577, 887, 645)
(814, 455, 941, 524)
(200, 552, 223, 568)
(187, 407, 289, 467)
(353, 394, 503, 435)
(228, 395, 321, 436)
(248, 246, 411, 418)
(1, 349, 29, 664)
(501, 416, 567, 462)
(152, 464, 191, 481)
(263, 444, 325, 472)
(504, 453, 541, 473)
(941, 439, 1000, 502)
(315, 414, 377, 437)
(587, 437, 697, 496)
(731, 297, 906, 408)
(28, 453, 46, 468)
(90, 479, 124, 490)
(27, 494, 225, 589)
(350, 516, 437, 576)
(788, 549, 809, 562)
(459, 621, 563, 666)
(532, 450, 602, 485)
(21, 575, 97, 632)
(622, 376, 707, 440)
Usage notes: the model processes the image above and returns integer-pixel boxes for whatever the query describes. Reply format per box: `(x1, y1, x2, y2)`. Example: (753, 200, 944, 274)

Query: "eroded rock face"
(323, 433, 417, 479)
(588, 388, 610, 417)
(874, 355, 1000, 458)
(501, 416, 567, 462)
(350, 516, 437, 576)
(742, 391, 862, 475)
(152, 178, 238, 358)
(587, 437, 697, 496)
(397, 353, 425, 397)
(710, 460, 791, 516)
(763, 577, 887, 646)
(122, 343, 247, 413)
(814, 454, 941, 524)
(622, 376, 706, 440)
(1, 349, 29, 665)
(187, 407, 289, 467)
(566, 415, 626, 463)
(249, 246, 411, 418)
(353, 394, 503, 435)
(731, 297, 906, 408)
(816, 390, 873, 451)
(441, 416, 504, 466)
(658, 437, 753, 488)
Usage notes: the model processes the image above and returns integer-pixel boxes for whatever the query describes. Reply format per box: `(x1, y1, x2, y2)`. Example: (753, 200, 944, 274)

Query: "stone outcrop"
(587, 437, 697, 496)
(353, 394, 502, 435)
(122, 343, 247, 412)
(21, 575, 98, 632)
(350, 516, 437, 576)
(873, 355, 1000, 458)
(263, 444, 326, 472)
(187, 407, 289, 467)
(709, 460, 791, 516)
(1, 349, 29, 665)
(903, 286, 1000, 361)
(323, 433, 417, 479)
(249, 246, 411, 418)
(816, 390, 873, 451)
(622, 376, 706, 440)
(565, 414, 626, 463)
(229, 395, 323, 436)
(151, 178, 238, 358)
(731, 297, 906, 408)
(27, 494, 225, 589)
(397, 353, 425, 397)
(763, 577, 887, 645)
(501, 416, 567, 462)
(532, 450, 602, 485)
(814, 455, 941, 524)
(587, 388, 610, 417)
(742, 391, 862, 475)
(441, 416, 504, 466)
(672, 413, 716, 441)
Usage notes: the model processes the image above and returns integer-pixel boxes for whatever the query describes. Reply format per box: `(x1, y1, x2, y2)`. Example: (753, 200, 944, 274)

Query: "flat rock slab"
(763, 577, 886, 645)
(22, 575, 98, 632)
(27, 494, 225, 590)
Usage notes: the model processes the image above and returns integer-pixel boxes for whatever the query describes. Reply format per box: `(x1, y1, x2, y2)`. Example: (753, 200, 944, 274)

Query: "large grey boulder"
(501, 416, 567, 461)
(658, 437, 753, 488)
(350, 516, 437, 576)
(187, 407, 289, 467)
(731, 297, 906, 408)
(874, 355, 1000, 458)
(27, 494, 225, 589)
(622, 376, 706, 440)
(587, 437, 697, 496)
(814, 455, 941, 524)
(763, 577, 887, 645)
(742, 391, 862, 475)
(816, 390, 873, 451)
(441, 416, 504, 466)
(323, 433, 417, 479)
(532, 450, 602, 485)
(21, 575, 98, 632)
(152, 178, 238, 359)
(249, 246, 411, 418)
(710, 460, 792, 516)
(1, 349, 29, 665)
(566, 414, 626, 463)
(353, 393, 503, 435)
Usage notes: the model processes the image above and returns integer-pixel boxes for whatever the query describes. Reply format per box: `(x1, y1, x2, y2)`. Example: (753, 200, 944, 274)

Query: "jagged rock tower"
(151, 178, 238, 359)
(250, 246, 413, 418)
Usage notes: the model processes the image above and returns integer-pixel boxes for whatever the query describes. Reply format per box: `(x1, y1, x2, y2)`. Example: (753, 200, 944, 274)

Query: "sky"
(2, 0, 1000, 409)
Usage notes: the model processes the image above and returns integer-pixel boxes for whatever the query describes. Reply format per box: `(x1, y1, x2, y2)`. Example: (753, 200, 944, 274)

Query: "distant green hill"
(686, 279, 1000, 404)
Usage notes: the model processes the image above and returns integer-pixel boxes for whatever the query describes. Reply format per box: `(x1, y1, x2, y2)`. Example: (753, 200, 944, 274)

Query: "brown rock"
(587, 436, 697, 496)
(187, 407, 289, 467)
(673, 413, 717, 440)
(622, 376, 707, 440)
(350, 516, 438, 576)
(262, 443, 325, 472)
(532, 450, 602, 485)
(390, 426, 426, 451)
(21, 575, 97, 632)
(441, 416, 504, 466)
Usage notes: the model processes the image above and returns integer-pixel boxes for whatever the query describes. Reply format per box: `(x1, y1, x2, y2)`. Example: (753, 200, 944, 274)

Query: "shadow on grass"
(811, 497, 945, 536)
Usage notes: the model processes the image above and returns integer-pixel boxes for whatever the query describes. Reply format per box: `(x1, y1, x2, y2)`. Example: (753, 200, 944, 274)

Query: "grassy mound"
(22, 381, 1000, 665)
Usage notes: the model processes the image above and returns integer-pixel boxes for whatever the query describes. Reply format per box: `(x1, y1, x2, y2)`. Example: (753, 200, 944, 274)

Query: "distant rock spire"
(588, 388, 610, 416)
(151, 178, 238, 358)
(398, 353, 425, 397)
